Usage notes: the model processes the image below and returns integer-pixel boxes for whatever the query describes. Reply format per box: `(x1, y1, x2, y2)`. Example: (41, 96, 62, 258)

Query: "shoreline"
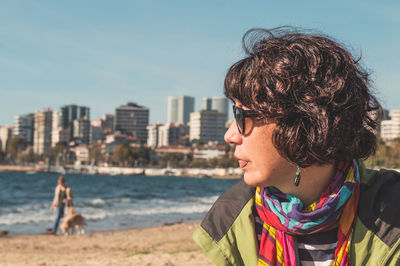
(1, 219, 200, 237)
(0, 164, 243, 178)
(0, 165, 36, 172)
(0, 221, 211, 266)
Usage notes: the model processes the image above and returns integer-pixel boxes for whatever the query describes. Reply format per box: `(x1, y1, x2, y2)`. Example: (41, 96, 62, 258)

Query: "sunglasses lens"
(233, 106, 244, 134)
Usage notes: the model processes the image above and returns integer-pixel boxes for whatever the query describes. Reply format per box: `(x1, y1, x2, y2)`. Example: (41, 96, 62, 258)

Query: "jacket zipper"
(294, 237, 301, 266)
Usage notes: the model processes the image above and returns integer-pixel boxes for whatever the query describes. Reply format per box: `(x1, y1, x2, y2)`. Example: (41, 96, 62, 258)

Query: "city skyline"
(0, 94, 228, 128)
(1, 1, 400, 126)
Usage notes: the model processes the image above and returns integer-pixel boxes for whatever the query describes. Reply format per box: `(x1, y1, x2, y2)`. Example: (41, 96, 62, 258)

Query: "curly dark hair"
(224, 27, 381, 167)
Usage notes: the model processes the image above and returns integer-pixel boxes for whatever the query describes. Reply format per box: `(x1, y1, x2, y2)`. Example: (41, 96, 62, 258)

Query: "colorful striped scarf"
(255, 160, 360, 266)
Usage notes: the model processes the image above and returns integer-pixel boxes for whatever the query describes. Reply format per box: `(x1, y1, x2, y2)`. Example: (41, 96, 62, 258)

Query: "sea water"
(0, 171, 240, 235)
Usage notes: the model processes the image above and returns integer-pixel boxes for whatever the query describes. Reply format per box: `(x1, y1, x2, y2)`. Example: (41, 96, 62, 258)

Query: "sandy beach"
(0, 222, 211, 266)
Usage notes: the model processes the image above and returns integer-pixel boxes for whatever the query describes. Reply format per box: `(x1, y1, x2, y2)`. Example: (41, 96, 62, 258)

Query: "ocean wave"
(0, 209, 54, 225)
(0, 195, 218, 225)
(109, 197, 132, 204)
(190, 195, 219, 204)
(81, 203, 213, 221)
(80, 198, 107, 207)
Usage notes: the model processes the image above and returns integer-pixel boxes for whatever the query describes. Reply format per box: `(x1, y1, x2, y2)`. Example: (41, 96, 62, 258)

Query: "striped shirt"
(253, 205, 338, 265)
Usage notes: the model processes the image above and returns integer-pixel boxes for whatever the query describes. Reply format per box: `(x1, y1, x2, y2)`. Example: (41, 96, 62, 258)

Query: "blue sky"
(1, 0, 399, 125)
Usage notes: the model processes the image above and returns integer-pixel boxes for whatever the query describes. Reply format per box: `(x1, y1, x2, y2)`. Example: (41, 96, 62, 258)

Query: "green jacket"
(193, 163, 400, 265)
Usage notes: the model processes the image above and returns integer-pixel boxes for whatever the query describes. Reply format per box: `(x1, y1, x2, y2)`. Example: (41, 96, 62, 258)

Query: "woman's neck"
(279, 163, 336, 207)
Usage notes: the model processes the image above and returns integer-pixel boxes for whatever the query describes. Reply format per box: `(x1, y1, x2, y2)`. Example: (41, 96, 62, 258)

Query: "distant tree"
(7, 136, 27, 162)
(365, 137, 400, 169)
(51, 143, 68, 165)
(112, 143, 133, 167)
(207, 157, 219, 168)
(393, 137, 400, 143)
(133, 147, 151, 166)
(19, 149, 39, 164)
(0, 150, 5, 163)
(186, 152, 193, 162)
(218, 156, 238, 168)
(160, 152, 185, 168)
(109, 145, 151, 167)
(89, 146, 103, 165)
(194, 139, 205, 147)
(190, 158, 208, 168)
(224, 144, 232, 155)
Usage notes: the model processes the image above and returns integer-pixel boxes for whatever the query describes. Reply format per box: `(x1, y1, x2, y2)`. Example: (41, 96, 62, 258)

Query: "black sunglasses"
(232, 105, 259, 135)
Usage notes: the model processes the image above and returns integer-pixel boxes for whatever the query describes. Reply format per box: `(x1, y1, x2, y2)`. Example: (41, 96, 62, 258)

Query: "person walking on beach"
(50, 175, 73, 234)
(193, 27, 400, 265)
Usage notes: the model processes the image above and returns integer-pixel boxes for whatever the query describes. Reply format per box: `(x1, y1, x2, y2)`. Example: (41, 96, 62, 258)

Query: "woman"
(50, 175, 73, 234)
(193, 28, 400, 265)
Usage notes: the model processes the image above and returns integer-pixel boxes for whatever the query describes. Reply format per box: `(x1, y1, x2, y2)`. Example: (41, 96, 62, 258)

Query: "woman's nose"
(224, 120, 242, 145)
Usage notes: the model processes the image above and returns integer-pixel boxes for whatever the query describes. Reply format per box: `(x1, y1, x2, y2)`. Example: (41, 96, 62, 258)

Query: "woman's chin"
(243, 172, 266, 187)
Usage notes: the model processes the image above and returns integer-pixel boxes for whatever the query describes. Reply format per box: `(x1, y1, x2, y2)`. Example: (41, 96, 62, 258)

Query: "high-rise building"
(202, 96, 229, 122)
(13, 113, 34, 146)
(73, 117, 91, 145)
(90, 126, 103, 144)
(189, 110, 226, 144)
(60, 105, 90, 141)
(52, 111, 61, 147)
(52, 112, 71, 147)
(115, 102, 149, 144)
(167, 97, 178, 124)
(211, 96, 229, 118)
(381, 109, 400, 141)
(34, 108, 53, 155)
(382, 109, 390, 121)
(202, 98, 212, 111)
(0, 126, 13, 152)
(167, 96, 194, 124)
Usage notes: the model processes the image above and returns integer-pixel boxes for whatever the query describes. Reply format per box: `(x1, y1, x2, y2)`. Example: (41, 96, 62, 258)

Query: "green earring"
(294, 165, 301, 186)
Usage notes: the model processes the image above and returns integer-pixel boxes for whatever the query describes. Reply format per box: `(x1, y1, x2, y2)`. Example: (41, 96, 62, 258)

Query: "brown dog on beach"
(60, 206, 87, 235)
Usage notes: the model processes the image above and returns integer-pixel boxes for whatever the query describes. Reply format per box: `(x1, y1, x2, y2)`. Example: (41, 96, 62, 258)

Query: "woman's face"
(225, 101, 296, 188)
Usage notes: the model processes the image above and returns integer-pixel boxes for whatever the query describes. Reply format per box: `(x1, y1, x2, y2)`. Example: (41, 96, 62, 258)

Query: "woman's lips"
(238, 160, 248, 169)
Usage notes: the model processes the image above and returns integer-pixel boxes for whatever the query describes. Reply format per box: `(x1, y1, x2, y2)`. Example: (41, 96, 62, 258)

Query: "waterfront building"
(147, 123, 162, 148)
(13, 113, 34, 146)
(33, 108, 53, 155)
(70, 145, 89, 163)
(202, 96, 229, 122)
(101, 114, 115, 134)
(115, 103, 149, 144)
(381, 109, 400, 141)
(147, 123, 189, 148)
(167, 96, 194, 124)
(0, 126, 13, 153)
(193, 144, 226, 159)
(73, 117, 91, 145)
(153, 146, 192, 160)
(158, 123, 189, 147)
(104, 133, 140, 155)
(91, 115, 113, 142)
(189, 110, 226, 144)
(60, 104, 90, 142)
